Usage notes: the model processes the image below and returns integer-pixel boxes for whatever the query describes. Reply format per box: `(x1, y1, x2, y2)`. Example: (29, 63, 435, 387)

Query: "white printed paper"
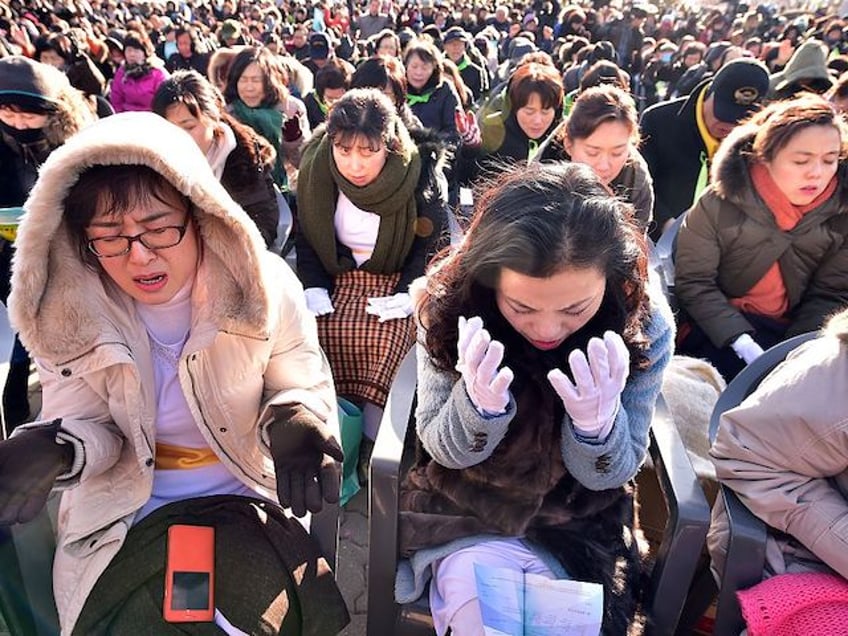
(474, 564, 603, 636)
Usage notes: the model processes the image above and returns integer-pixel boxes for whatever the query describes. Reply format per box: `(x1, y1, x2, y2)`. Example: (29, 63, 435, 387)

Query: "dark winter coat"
(408, 80, 461, 146)
(295, 128, 450, 294)
(220, 118, 280, 248)
(675, 122, 848, 348)
(458, 106, 562, 185)
(640, 81, 709, 239)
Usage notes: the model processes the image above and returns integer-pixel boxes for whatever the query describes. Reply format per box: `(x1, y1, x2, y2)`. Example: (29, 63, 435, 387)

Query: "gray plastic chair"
(367, 347, 711, 635)
(650, 214, 685, 311)
(270, 186, 294, 257)
(707, 331, 818, 636)
(0, 301, 17, 440)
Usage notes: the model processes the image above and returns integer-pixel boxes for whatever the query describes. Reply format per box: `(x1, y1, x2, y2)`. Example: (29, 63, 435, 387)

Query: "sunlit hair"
(403, 39, 444, 86)
(351, 55, 408, 107)
(315, 59, 351, 100)
(152, 69, 225, 122)
(507, 61, 563, 111)
(371, 28, 401, 56)
(420, 162, 650, 375)
(223, 46, 289, 108)
(562, 85, 639, 145)
(746, 93, 848, 162)
(325, 88, 414, 158)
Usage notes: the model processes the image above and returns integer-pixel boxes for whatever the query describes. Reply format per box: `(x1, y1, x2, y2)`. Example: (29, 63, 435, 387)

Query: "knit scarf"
(229, 99, 287, 188)
(731, 161, 838, 319)
(750, 161, 837, 230)
(297, 131, 421, 276)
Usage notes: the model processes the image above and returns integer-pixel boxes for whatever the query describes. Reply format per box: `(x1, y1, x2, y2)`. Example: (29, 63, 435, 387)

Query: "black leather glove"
(0, 419, 73, 525)
(268, 404, 343, 518)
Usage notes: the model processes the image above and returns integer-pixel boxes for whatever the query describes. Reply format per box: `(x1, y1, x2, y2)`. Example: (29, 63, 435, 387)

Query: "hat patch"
(734, 87, 760, 106)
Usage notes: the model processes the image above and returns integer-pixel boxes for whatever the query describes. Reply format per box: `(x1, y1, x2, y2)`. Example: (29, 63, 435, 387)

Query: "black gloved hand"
(268, 404, 344, 518)
(0, 419, 73, 525)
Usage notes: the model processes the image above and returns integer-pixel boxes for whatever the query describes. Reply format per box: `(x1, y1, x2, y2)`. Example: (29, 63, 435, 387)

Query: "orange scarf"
(730, 162, 837, 318)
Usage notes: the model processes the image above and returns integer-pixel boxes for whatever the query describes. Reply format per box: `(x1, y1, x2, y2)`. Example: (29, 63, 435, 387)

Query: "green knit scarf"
(297, 131, 422, 276)
(229, 99, 287, 189)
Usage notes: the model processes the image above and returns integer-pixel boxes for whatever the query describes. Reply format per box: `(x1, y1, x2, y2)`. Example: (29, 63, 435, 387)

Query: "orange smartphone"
(163, 524, 215, 623)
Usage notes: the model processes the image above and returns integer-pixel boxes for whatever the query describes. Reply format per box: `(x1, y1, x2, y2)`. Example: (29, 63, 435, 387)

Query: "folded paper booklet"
(0, 207, 24, 242)
(474, 563, 603, 636)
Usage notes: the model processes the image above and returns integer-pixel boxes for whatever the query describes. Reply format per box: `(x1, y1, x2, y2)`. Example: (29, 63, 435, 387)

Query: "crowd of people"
(1, 0, 848, 633)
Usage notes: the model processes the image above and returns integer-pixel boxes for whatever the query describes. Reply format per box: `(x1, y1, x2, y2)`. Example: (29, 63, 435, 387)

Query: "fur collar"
(9, 111, 273, 362)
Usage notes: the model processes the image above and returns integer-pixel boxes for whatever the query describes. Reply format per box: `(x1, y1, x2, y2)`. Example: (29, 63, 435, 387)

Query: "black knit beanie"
(0, 55, 67, 113)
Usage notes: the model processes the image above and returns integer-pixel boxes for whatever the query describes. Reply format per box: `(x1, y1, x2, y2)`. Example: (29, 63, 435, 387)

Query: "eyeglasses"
(86, 224, 189, 258)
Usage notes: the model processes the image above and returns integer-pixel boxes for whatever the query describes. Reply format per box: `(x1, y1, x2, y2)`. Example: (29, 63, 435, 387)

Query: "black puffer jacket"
(220, 116, 280, 248)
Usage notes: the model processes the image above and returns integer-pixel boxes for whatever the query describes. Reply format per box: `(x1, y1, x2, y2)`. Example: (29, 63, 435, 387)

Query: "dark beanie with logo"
(0, 55, 69, 113)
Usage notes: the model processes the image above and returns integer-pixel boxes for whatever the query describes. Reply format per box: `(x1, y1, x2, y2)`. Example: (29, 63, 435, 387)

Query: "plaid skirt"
(317, 269, 416, 408)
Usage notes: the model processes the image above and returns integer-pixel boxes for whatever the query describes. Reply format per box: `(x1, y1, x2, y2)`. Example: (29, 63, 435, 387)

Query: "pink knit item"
(737, 572, 848, 636)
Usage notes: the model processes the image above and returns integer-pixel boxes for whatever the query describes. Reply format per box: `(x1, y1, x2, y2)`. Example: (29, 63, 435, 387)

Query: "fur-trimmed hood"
(9, 111, 274, 363)
(710, 120, 848, 210)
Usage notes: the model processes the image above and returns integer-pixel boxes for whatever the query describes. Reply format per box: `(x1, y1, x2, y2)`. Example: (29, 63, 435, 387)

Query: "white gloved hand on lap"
(304, 287, 334, 316)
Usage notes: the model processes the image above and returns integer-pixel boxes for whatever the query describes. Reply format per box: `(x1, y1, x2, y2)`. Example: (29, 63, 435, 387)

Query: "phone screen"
(171, 572, 210, 610)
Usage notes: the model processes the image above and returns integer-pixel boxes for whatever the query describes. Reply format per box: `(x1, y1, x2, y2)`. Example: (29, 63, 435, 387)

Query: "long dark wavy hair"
(420, 162, 651, 388)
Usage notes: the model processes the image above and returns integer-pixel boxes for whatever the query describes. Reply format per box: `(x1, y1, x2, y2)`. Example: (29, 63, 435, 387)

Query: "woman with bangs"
(396, 161, 674, 634)
(0, 112, 348, 634)
(676, 94, 848, 380)
(538, 84, 654, 233)
(459, 60, 563, 184)
(371, 28, 402, 59)
(296, 88, 449, 473)
(152, 70, 280, 248)
(403, 39, 461, 144)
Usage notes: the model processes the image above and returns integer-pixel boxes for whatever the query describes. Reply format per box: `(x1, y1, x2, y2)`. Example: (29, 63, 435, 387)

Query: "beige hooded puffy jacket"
(8, 111, 337, 633)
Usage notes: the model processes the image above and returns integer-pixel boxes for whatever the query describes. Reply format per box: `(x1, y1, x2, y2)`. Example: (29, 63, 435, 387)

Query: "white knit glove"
(304, 287, 334, 316)
(456, 316, 514, 416)
(731, 333, 764, 364)
(548, 331, 630, 439)
(365, 293, 413, 322)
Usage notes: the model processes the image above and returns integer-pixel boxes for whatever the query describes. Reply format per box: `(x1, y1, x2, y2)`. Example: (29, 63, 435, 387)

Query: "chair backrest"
(709, 331, 819, 444)
(650, 213, 685, 309)
(270, 187, 293, 257)
(0, 302, 17, 440)
(708, 331, 818, 636)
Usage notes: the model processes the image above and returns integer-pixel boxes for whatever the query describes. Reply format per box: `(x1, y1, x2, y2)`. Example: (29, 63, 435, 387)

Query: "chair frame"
(367, 348, 711, 635)
(707, 331, 817, 636)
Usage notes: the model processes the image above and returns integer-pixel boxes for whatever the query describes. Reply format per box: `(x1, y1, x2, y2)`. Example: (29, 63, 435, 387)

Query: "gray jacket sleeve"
(559, 292, 675, 490)
(415, 341, 515, 469)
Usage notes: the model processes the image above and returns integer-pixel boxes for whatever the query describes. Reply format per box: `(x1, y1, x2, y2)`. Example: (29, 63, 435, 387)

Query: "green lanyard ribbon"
(692, 150, 708, 206)
(406, 91, 434, 106)
(527, 139, 539, 163)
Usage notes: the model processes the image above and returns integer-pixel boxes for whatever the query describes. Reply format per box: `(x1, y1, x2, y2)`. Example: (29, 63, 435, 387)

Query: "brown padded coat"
(675, 121, 848, 348)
